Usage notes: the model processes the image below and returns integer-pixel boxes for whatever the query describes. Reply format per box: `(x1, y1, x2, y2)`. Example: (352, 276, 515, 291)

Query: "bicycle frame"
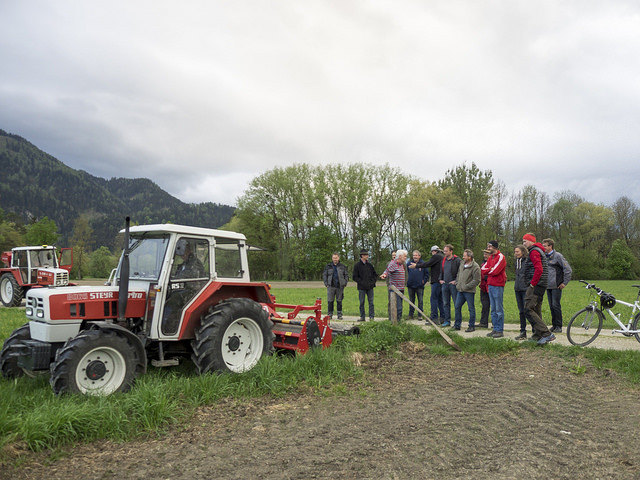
(602, 297, 640, 335)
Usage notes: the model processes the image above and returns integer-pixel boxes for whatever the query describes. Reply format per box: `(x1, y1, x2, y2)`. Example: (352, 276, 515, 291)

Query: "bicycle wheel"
(567, 307, 604, 346)
(631, 312, 640, 344)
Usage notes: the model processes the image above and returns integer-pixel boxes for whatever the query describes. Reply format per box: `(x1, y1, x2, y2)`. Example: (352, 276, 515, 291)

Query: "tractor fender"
(86, 321, 147, 374)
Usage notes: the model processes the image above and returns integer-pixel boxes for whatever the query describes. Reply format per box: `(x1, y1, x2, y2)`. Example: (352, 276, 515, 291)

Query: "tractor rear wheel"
(50, 329, 142, 395)
(191, 298, 274, 374)
(0, 273, 22, 307)
(0, 324, 32, 378)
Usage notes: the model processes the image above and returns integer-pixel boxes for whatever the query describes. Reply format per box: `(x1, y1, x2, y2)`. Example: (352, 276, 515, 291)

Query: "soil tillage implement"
(1, 220, 355, 396)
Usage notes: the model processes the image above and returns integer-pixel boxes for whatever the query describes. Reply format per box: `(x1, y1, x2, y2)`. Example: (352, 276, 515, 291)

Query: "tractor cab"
(111, 225, 252, 341)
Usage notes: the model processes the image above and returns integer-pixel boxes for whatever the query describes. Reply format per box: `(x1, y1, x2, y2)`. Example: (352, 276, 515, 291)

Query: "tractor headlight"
(26, 307, 33, 316)
(36, 309, 45, 318)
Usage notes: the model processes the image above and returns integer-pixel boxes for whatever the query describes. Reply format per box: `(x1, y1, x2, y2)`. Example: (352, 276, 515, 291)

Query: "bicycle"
(567, 280, 640, 347)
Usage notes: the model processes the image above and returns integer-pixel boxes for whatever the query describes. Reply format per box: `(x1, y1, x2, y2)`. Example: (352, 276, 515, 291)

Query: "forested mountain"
(0, 129, 234, 248)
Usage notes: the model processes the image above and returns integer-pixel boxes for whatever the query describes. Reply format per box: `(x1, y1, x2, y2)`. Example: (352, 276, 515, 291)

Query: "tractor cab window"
(162, 237, 210, 336)
(125, 235, 170, 281)
(170, 238, 209, 280)
(29, 249, 55, 268)
(214, 238, 243, 278)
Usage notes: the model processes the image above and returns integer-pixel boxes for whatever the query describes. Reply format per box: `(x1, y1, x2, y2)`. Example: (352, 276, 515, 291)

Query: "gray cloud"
(1, 1, 639, 206)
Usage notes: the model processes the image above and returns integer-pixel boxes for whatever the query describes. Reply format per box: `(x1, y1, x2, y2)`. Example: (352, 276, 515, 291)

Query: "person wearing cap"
(406, 250, 429, 319)
(481, 240, 507, 338)
(478, 249, 491, 328)
(352, 249, 377, 321)
(439, 244, 462, 327)
(322, 252, 349, 320)
(542, 238, 572, 333)
(522, 233, 555, 344)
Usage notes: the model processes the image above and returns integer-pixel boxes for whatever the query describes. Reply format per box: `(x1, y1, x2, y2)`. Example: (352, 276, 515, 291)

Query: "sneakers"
(465, 326, 475, 333)
(358, 317, 366, 322)
(337, 314, 343, 320)
(441, 321, 451, 327)
(487, 330, 504, 338)
(537, 334, 556, 345)
(514, 332, 527, 340)
(453, 325, 461, 330)
(549, 326, 562, 333)
(477, 323, 489, 329)
(429, 318, 441, 326)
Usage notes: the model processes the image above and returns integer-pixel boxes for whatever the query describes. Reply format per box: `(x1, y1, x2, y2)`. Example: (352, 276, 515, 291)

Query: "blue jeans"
(441, 283, 458, 322)
(430, 282, 444, 320)
(515, 289, 527, 333)
(388, 289, 404, 321)
(358, 288, 375, 319)
(546, 288, 563, 328)
(407, 286, 425, 318)
(454, 291, 476, 328)
(488, 285, 505, 332)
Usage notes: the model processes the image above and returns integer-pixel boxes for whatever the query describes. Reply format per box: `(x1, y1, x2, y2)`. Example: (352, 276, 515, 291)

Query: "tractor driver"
(172, 239, 206, 279)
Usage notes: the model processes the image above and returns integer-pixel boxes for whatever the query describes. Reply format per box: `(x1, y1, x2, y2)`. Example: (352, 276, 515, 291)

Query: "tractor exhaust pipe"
(117, 217, 130, 323)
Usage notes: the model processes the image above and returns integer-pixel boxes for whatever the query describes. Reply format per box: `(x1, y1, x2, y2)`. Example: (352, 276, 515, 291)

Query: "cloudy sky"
(1, 1, 639, 206)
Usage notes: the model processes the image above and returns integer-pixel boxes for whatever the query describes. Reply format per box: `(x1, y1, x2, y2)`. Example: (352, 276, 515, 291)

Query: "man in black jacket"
(322, 253, 349, 319)
(352, 249, 377, 321)
(411, 245, 445, 324)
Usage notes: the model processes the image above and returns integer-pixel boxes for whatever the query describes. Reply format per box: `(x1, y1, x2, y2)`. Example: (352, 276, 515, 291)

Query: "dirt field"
(5, 347, 640, 480)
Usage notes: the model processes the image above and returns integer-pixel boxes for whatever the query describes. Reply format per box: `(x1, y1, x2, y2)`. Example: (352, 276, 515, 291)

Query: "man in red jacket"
(481, 240, 507, 338)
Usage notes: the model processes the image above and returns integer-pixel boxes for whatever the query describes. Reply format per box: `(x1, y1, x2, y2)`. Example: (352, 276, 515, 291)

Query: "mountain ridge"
(0, 128, 235, 249)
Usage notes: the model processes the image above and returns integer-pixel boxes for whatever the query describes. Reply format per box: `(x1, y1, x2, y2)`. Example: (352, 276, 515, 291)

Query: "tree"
(71, 215, 94, 280)
(437, 163, 493, 249)
(606, 239, 640, 280)
(89, 246, 118, 278)
(25, 216, 59, 245)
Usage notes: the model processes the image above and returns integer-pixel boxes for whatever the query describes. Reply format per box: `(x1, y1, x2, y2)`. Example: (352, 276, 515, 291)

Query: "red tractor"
(0, 245, 73, 307)
(0, 220, 353, 395)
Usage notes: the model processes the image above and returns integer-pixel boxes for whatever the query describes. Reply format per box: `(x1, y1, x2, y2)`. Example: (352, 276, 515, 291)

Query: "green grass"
(2, 282, 640, 457)
(270, 280, 640, 329)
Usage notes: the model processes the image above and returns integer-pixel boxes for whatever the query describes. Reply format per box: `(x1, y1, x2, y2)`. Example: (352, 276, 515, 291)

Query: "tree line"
(231, 162, 640, 281)
(3, 162, 640, 282)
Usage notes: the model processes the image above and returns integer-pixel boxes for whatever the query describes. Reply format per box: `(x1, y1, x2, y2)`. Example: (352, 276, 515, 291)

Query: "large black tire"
(49, 329, 144, 395)
(191, 298, 274, 374)
(0, 323, 31, 378)
(632, 312, 640, 344)
(567, 307, 604, 347)
(0, 273, 22, 307)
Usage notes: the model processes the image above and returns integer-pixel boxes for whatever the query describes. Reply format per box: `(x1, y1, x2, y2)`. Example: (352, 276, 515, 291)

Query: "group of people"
(322, 233, 572, 345)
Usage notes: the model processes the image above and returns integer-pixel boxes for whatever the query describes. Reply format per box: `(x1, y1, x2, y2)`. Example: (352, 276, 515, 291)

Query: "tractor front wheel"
(0, 324, 32, 378)
(49, 329, 142, 395)
(0, 273, 22, 307)
(191, 298, 274, 374)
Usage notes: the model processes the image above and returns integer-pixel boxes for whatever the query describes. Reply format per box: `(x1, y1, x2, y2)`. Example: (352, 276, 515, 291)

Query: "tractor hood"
(36, 267, 70, 287)
(26, 286, 147, 323)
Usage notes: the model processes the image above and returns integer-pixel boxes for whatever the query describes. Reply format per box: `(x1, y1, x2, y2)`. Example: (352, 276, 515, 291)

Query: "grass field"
(270, 280, 640, 329)
(1, 279, 640, 457)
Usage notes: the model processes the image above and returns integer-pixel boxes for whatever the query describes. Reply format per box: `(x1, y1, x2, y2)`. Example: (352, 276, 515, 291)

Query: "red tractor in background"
(0, 219, 355, 396)
(0, 245, 73, 307)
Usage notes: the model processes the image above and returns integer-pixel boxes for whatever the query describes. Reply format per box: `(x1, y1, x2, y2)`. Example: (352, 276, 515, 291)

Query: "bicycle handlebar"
(579, 280, 602, 294)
